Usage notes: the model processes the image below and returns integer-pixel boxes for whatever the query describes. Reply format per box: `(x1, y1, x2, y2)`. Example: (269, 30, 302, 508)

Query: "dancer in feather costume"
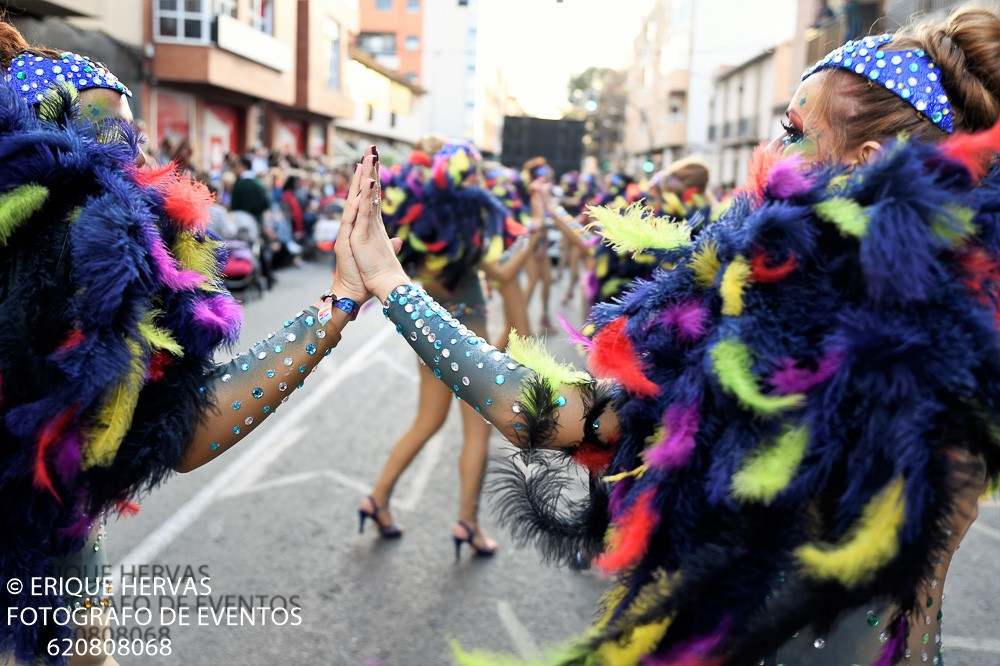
(358, 139, 541, 554)
(0, 25, 378, 664)
(343, 6, 1000, 664)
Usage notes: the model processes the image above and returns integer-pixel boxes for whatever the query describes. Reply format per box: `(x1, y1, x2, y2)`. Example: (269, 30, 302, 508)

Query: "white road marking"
(497, 600, 540, 659)
(947, 635, 1000, 654)
(218, 426, 306, 498)
(116, 325, 394, 573)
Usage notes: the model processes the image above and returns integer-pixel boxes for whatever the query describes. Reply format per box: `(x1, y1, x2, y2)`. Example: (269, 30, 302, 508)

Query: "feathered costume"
(0, 84, 241, 662)
(379, 141, 509, 291)
(384, 127, 1000, 665)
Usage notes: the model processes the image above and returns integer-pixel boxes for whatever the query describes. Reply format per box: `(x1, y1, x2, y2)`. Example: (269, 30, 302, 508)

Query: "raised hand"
(331, 152, 372, 303)
(344, 146, 410, 302)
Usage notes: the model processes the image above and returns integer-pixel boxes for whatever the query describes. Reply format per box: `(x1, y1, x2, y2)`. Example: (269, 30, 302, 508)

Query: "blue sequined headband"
(803, 33, 953, 134)
(4, 51, 132, 106)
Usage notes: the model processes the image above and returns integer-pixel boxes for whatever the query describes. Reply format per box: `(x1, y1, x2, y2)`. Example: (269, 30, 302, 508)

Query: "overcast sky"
(478, 0, 658, 118)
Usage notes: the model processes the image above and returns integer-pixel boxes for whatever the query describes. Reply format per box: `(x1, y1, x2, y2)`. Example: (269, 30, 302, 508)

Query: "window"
(357, 32, 397, 56)
(407, 0, 420, 11)
(215, 0, 236, 17)
(404, 73, 418, 83)
(376, 0, 393, 9)
(328, 22, 341, 90)
(156, 0, 209, 42)
(250, 0, 274, 35)
(404, 35, 419, 51)
(367, 105, 374, 122)
(390, 112, 397, 128)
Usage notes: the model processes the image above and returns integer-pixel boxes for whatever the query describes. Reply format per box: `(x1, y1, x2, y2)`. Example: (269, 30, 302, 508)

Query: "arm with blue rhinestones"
(177, 151, 379, 472)
(176, 299, 355, 472)
(382, 283, 619, 451)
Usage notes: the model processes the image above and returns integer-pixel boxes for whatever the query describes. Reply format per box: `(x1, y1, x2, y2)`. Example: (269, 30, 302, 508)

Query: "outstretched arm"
(179, 151, 385, 471)
(346, 153, 620, 452)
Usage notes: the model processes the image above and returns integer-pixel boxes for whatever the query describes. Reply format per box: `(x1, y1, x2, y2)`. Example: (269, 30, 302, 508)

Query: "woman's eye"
(780, 120, 804, 146)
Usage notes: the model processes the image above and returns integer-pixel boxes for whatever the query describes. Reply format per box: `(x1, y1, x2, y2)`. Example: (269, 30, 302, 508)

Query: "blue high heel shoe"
(453, 520, 497, 560)
(358, 495, 402, 539)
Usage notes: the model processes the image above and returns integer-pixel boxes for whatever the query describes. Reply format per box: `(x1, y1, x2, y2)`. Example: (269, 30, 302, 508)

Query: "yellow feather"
(586, 201, 691, 253)
(595, 617, 672, 666)
(82, 339, 146, 469)
(507, 330, 590, 391)
(483, 234, 504, 265)
(172, 232, 224, 288)
(711, 339, 805, 414)
(603, 464, 648, 484)
(796, 476, 906, 586)
(720, 255, 751, 316)
(731, 425, 809, 504)
(689, 241, 721, 288)
(137, 310, 184, 356)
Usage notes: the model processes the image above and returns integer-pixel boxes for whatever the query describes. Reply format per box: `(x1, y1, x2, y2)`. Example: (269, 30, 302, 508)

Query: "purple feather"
(767, 156, 813, 199)
(57, 513, 99, 540)
(645, 404, 700, 470)
(559, 315, 592, 349)
(769, 350, 844, 395)
(607, 477, 630, 520)
(642, 625, 725, 665)
(148, 233, 205, 291)
(192, 294, 243, 343)
(52, 427, 82, 485)
(872, 616, 907, 666)
(656, 300, 707, 342)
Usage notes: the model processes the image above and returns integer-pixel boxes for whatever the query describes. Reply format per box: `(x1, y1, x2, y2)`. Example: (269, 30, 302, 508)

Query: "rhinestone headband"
(803, 34, 953, 134)
(4, 52, 132, 106)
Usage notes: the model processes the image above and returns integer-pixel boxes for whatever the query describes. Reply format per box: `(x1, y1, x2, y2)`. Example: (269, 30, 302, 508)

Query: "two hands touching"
(331, 146, 412, 305)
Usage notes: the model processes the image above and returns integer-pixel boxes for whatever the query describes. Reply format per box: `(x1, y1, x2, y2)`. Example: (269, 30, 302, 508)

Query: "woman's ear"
(847, 140, 883, 167)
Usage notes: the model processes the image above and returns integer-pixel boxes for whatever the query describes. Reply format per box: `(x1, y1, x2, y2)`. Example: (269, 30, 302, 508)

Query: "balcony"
(805, 1, 882, 66)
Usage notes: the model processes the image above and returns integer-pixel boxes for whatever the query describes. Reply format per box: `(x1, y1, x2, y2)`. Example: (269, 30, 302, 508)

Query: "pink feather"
(558, 315, 592, 349)
(192, 294, 243, 341)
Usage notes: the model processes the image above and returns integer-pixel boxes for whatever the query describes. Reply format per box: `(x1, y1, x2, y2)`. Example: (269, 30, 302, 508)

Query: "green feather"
(586, 201, 691, 254)
(710, 339, 805, 414)
(0, 185, 49, 246)
(731, 425, 809, 503)
(813, 198, 870, 238)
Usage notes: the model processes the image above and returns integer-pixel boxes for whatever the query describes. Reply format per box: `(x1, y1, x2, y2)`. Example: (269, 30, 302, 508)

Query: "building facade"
(625, 0, 799, 175)
(356, 0, 424, 84)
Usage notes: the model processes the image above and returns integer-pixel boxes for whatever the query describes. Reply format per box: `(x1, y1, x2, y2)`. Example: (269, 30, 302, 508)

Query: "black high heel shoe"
(358, 495, 402, 539)
(453, 520, 497, 560)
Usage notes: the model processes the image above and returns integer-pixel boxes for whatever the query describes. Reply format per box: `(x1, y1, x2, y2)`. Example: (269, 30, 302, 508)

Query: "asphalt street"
(103, 260, 1000, 666)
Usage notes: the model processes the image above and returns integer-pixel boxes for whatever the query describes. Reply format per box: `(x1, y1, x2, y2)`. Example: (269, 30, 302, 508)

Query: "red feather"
(595, 489, 658, 573)
(589, 318, 659, 397)
(572, 444, 614, 473)
(35, 404, 78, 503)
(941, 119, 1000, 183)
(56, 329, 86, 352)
(117, 500, 141, 517)
(399, 202, 425, 226)
(682, 186, 700, 204)
(408, 150, 432, 167)
(162, 177, 213, 231)
(750, 247, 798, 283)
(958, 246, 1000, 303)
(423, 239, 448, 252)
(132, 162, 177, 189)
(147, 350, 174, 382)
(742, 141, 782, 203)
(432, 161, 449, 189)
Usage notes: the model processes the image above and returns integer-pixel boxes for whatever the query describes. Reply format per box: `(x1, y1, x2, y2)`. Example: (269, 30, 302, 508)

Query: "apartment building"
(356, 0, 423, 84)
